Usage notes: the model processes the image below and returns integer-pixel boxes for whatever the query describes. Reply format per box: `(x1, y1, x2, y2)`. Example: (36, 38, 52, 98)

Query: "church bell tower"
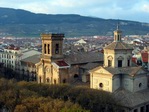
(41, 33, 64, 62)
(37, 33, 70, 84)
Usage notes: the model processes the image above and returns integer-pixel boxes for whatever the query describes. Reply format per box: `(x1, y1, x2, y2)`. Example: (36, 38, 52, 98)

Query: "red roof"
(55, 60, 69, 67)
(6, 46, 20, 50)
(132, 57, 137, 64)
(141, 52, 148, 63)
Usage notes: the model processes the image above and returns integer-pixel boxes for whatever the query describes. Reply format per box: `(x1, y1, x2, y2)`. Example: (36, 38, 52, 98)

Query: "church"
(36, 34, 70, 84)
(90, 26, 149, 112)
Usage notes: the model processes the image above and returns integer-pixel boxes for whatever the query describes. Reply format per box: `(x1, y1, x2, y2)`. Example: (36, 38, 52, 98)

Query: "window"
(44, 44, 46, 54)
(47, 78, 50, 83)
(118, 60, 122, 67)
(55, 44, 59, 54)
(54, 79, 56, 84)
(146, 104, 149, 112)
(74, 74, 79, 78)
(108, 60, 112, 67)
(39, 76, 42, 83)
(139, 83, 142, 88)
(48, 44, 50, 54)
(127, 59, 130, 67)
(99, 83, 103, 88)
(133, 109, 138, 112)
(140, 106, 144, 112)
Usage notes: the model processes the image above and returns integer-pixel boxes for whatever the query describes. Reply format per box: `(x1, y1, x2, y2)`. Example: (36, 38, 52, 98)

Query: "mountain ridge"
(0, 7, 149, 37)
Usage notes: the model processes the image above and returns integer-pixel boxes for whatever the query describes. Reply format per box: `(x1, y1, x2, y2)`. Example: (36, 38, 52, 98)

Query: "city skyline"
(0, 0, 149, 23)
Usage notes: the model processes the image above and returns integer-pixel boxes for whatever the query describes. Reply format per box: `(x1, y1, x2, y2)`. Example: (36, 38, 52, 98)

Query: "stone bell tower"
(37, 33, 70, 84)
(41, 33, 64, 62)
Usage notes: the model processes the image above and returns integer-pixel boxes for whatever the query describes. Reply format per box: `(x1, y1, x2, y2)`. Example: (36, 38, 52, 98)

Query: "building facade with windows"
(90, 27, 149, 112)
(0, 45, 21, 70)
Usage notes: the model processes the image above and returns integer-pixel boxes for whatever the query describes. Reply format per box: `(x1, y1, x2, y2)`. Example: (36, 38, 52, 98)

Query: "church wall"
(122, 74, 148, 92)
(90, 73, 112, 92)
(52, 67, 59, 84)
(44, 64, 52, 84)
(59, 68, 69, 83)
(112, 75, 120, 92)
(133, 75, 148, 92)
(123, 76, 134, 92)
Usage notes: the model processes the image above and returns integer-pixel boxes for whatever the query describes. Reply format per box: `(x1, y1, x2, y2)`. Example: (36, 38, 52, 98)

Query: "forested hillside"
(0, 7, 149, 37)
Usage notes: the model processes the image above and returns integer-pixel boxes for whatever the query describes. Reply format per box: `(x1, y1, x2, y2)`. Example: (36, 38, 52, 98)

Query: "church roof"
(113, 88, 149, 108)
(104, 42, 133, 50)
(55, 60, 69, 67)
(64, 52, 103, 65)
(104, 66, 142, 76)
(52, 60, 70, 69)
(80, 62, 103, 70)
(21, 54, 40, 64)
(90, 66, 143, 77)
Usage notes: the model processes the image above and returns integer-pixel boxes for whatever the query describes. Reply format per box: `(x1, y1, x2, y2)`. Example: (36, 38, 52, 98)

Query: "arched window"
(48, 44, 50, 54)
(139, 83, 142, 88)
(118, 35, 120, 41)
(44, 44, 46, 54)
(107, 56, 113, 67)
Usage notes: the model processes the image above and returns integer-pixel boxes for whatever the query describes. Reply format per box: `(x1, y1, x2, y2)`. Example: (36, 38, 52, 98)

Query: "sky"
(0, 0, 149, 23)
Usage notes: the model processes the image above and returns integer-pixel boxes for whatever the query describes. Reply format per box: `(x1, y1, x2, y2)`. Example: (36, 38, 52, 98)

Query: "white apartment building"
(0, 45, 41, 72)
(0, 45, 21, 70)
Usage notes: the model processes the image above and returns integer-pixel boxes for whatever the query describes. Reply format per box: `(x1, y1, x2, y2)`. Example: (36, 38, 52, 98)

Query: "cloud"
(142, 4, 149, 13)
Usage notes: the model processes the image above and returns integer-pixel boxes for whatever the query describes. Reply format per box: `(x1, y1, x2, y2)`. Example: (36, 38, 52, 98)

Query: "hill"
(0, 7, 149, 37)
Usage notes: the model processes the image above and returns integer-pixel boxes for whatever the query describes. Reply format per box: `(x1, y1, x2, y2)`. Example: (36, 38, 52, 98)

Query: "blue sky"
(0, 0, 149, 23)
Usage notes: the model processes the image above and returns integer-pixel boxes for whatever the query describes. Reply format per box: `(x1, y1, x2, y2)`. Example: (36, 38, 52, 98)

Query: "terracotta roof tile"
(55, 60, 69, 67)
